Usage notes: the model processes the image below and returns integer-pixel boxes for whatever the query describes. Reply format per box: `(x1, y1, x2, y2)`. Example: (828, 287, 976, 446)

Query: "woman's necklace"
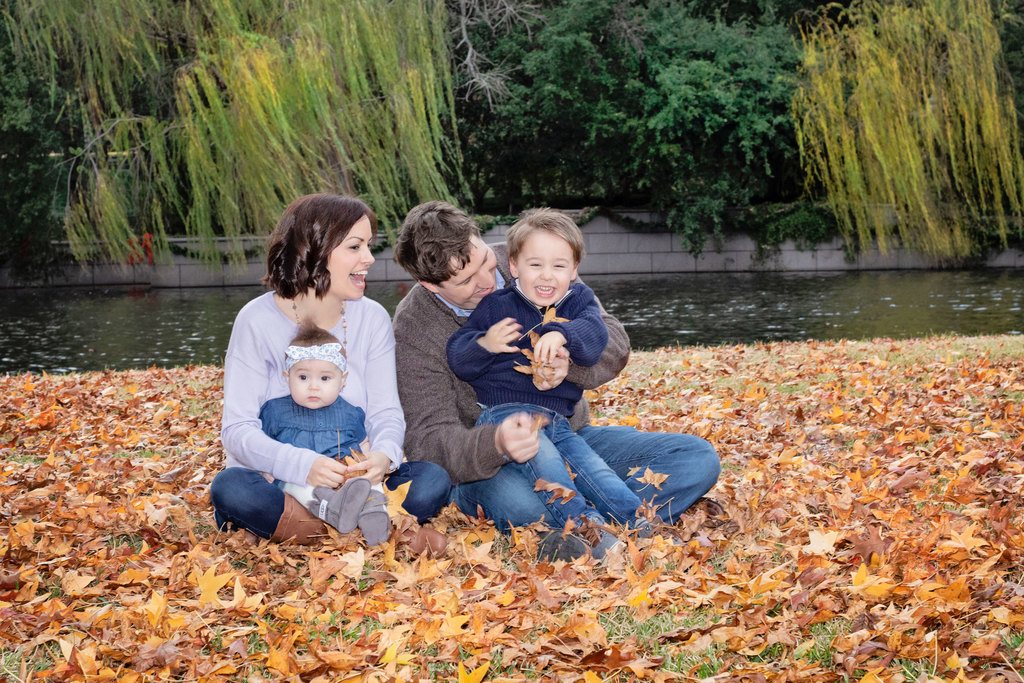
(291, 298, 348, 347)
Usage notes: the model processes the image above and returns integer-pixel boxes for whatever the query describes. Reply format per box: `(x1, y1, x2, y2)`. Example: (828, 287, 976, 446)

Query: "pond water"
(1, 269, 1021, 373)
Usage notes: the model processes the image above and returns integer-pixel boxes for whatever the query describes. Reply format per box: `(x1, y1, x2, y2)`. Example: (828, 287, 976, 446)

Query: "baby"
(259, 323, 389, 544)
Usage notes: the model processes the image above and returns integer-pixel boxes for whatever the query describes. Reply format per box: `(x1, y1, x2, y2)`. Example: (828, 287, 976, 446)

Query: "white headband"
(285, 343, 347, 372)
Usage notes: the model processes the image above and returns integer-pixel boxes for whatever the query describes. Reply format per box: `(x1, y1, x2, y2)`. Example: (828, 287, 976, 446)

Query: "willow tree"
(793, 0, 1024, 261)
(4, 0, 460, 264)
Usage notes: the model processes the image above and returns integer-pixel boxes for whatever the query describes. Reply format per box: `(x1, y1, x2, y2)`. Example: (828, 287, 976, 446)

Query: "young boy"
(446, 209, 648, 556)
(259, 323, 390, 544)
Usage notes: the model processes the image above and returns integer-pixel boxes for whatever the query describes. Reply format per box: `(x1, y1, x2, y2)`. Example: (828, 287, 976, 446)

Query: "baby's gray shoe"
(307, 478, 371, 533)
(357, 489, 391, 545)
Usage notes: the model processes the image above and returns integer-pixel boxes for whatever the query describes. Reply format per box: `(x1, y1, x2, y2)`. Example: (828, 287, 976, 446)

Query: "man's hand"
(495, 412, 540, 463)
(533, 348, 570, 391)
(478, 317, 522, 354)
(533, 330, 566, 364)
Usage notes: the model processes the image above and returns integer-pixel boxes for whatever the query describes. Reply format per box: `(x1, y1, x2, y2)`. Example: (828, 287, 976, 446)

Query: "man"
(391, 200, 720, 557)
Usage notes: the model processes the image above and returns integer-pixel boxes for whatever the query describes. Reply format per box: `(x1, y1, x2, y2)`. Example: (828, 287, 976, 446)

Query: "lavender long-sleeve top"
(220, 292, 405, 485)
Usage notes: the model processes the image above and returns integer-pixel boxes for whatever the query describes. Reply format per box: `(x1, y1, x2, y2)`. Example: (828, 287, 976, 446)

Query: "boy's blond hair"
(506, 208, 585, 264)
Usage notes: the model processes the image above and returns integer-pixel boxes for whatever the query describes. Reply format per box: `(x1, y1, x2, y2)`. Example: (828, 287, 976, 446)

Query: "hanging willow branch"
(4, 0, 462, 264)
(792, 0, 1024, 262)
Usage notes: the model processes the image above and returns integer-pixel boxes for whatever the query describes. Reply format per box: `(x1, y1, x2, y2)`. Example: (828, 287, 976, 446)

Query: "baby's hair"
(290, 321, 342, 348)
(506, 208, 585, 264)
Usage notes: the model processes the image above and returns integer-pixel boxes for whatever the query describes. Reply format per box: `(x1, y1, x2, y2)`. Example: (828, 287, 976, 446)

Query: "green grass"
(664, 644, 725, 678)
(8, 452, 45, 465)
(795, 618, 852, 668)
(896, 657, 936, 679)
(109, 533, 144, 553)
(1, 641, 60, 679)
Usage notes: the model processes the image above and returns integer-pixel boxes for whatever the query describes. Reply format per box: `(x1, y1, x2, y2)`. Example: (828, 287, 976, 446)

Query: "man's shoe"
(537, 530, 589, 562)
(578, 519, 625, 562)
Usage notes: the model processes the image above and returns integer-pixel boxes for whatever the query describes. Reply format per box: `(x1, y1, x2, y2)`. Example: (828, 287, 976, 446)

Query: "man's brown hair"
(394, 200, 481, 284)
(264, 193, 377, 299)
(506, 208, 585, 264)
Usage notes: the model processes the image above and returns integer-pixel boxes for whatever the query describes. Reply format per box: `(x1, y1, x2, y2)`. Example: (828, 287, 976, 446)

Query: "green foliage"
(739, 201, 839, 252)
(0, 21, 76, 280)
(5, 0, 461, 264)
(453, 0, 803, 254)
(793, 0, 1024, 262)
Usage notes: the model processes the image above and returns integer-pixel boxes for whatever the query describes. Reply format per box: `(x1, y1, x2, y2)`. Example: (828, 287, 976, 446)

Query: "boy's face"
(286, 359, 344, 409)
(509, 230, 578, 308)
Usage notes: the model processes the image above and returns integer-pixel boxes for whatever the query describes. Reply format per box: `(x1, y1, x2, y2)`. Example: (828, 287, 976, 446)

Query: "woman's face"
(326, 215, 375, 301)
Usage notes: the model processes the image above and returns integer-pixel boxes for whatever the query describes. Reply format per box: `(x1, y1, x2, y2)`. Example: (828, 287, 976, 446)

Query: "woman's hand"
(343, 450, 392, 485)
(306, 456, 352, 488)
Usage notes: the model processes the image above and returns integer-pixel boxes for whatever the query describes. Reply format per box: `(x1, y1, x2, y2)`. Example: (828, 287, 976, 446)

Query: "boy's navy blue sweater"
(446, 281, 608, 417)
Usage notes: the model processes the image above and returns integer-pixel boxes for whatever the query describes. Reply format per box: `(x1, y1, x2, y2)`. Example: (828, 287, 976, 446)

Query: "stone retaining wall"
(2, 211, 1021, 288)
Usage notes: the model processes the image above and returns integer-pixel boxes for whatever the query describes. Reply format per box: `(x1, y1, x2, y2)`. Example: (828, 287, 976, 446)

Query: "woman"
(210, 193, 452, 544)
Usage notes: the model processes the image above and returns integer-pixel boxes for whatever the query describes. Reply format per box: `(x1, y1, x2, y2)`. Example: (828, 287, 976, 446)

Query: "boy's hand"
(533, 331, 567, 364)
(533, 348, 569, 391)
(478, 317, 522, 354)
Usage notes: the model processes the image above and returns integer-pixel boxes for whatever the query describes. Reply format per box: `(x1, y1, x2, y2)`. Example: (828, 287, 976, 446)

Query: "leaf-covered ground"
(1, 335, 1023, 682)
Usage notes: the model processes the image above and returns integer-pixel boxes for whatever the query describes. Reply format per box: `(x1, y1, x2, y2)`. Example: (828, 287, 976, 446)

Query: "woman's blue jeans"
(450, 403, 720, 533)
(210, 461, 452, 539)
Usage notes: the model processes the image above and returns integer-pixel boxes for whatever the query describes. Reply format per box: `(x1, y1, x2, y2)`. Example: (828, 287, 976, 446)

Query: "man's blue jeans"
(451, 405, 720, 532)
(210, 461, 452, 539)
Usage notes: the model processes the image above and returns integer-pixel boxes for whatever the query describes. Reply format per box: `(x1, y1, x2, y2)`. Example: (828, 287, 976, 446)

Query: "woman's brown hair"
(264, 194, 377, 299)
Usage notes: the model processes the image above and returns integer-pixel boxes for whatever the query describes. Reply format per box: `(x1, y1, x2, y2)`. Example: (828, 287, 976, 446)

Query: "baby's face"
(286, 359, 344, 409)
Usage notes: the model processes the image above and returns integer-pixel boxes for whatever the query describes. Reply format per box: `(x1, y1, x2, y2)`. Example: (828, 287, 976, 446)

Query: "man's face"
(421, 237, 498, 311)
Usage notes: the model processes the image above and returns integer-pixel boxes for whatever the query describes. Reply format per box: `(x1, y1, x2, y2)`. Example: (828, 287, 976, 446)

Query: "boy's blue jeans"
(450, 403, 721, 533)
(453, 403, 640, 532)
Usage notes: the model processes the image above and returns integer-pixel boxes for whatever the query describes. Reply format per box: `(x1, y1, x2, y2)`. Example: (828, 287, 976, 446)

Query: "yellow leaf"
(583, 672, 602, 683)
(858, 669, 886, 683)
(458, 661, 490, 683)
(386, 480, 412, 517)
(144, 591, 167, 627)
(193, 566, 234, 606)
(627, 589, 650, 607)
(265, 645, 294, 675)
(827, 405, 846, 423)
(61, 570, 97, 597)
(849, 563, 896, 600)
(495, 590, 515, 606)
(379, 642, 415, 665)
(441, 614, 471, 637)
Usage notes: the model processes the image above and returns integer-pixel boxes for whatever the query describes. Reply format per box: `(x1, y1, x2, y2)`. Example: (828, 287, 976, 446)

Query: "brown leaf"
(848, 525, 890, 564)
(133, 636, 182, 672)
(534, 479, 576, 504)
